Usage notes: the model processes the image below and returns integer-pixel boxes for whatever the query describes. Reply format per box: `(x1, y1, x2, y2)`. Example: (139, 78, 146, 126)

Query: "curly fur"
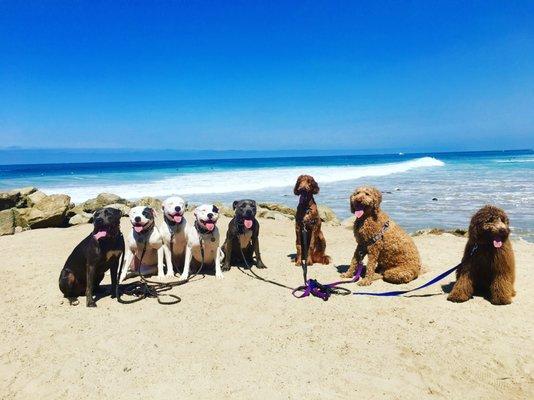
(342, 186, 421, 285)
(448, 205, 516, 305)
(294, 175, 330, 265)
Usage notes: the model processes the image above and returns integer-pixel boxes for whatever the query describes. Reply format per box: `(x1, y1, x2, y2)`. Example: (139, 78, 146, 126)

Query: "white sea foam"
(43, 157, 445, 202)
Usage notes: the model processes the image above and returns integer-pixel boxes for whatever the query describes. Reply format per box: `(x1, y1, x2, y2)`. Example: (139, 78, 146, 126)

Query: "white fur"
(159, 196, 188, 279)
(120, 206, 164, 282)
(181, 204, 224, 280)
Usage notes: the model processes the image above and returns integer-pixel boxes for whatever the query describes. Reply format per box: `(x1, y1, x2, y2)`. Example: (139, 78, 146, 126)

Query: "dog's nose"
(245, 209, 252, 217)
(175, 206, 181, 212)
(207, 213, 213, 219)
(134, 216, 141, 223)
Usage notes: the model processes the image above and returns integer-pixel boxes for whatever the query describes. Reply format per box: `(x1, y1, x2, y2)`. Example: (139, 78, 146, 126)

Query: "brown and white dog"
(293, 175, 330, 266)
(448, 205, 515, 305)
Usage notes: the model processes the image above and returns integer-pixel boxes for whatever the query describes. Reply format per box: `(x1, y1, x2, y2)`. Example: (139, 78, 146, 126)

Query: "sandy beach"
(1, 213, 533, 400)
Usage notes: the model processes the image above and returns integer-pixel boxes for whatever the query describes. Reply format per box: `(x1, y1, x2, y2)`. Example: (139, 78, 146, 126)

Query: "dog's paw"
(357, 278, 373, 286)
(179, 274, 189, 281)
(447, 293, 469, 303)
(165, 273, 175, 280)
(489, 296, 512, 306)
(221, 264, 231, 272)
(340, 271, 353, 279)
(86, 301, 97, 308)
(216, 272, 224, 280)
(256, 261, 267, 269)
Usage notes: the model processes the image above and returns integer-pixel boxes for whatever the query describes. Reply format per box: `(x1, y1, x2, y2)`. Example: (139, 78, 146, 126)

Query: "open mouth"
(493, 236, 503, 248)
(243, 218, 253, 229)
(354, 204, 365, 219)
(93, 228, 108, 240)
(202, 220, 216, 231)
(133, 223, 146, 233)
(169, 213, 183, 224)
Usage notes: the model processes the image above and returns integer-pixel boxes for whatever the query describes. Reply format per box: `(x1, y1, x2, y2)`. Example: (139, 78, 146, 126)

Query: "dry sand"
(1, 214, 533, 399)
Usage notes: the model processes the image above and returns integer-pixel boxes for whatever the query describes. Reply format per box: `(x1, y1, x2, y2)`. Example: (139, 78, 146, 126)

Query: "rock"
(0, 187, 39, 210)
(0, 209, 16, 236)
(14, 226, 23, 233)
(81, 193, 132, 212)
(23, 194, 71, 229)
(258, 203, 295, 217)
(106, 203, 131, 216)
(411, 228, 467, 237)
(432, 198, 438, 201)
(26, 190, 47, 207)
(69, 212, 93, 226)
(342, 216, 356, 229)
(259, 210, 292, 221)
(135, 197, 162, 211)
(214, 202, 235, 218)
(317, 205, 340, 225)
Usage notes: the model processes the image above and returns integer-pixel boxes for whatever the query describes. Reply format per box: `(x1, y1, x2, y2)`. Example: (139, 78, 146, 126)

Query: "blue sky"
(0, 1, 533, 153)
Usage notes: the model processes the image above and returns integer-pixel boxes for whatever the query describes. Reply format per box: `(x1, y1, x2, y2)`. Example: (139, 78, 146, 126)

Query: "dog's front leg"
(85, 263, 97, 307)
(162, 245, 175, 278)
(180, 245, 192, 281)
(155, 246, 165, 280)
(358, 246, 381, 286)
(488, 272, 514, 305)
(120, 248, 133, 282)
(306, 228, 317, 266)
(222, 237, 232, 271)
(109, 256, 120, 299)
(447, 267, 474, 303)
(341, 245, 363, 278)
(295, 228, 302, 266)
(253, 232, 266, 269)
(215, 246, 224, 279)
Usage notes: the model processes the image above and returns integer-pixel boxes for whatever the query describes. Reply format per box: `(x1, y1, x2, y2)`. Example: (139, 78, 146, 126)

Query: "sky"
(0, 1, 533, 156)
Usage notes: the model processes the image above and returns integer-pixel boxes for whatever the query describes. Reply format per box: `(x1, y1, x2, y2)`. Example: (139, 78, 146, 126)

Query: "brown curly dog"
(448, 205, 516, 305)
(341, 186, 421, 285)
(294, 175, 330, 266)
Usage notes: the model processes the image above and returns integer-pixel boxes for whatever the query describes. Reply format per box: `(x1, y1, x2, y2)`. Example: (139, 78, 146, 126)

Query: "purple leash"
(292, 262, 364, 301)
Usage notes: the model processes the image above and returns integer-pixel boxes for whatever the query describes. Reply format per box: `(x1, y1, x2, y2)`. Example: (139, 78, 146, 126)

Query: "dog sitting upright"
(294, 175, 330, 265)
(342, 186, 421, 286)
(181, 204, 224, 280)
(222, 199, 266, 271)
(160, 196, 188, 279)
(448, 205, 515, 305)
(119, 206, 164, 282)
(59, 207, 124, 307)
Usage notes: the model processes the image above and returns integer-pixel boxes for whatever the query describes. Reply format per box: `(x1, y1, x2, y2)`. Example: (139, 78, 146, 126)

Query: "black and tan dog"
(58, 207, 125, 307)
(222, 199, 266, 270)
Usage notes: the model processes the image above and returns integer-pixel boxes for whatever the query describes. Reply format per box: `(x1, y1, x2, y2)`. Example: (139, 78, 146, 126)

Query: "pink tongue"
(173, 215, 182, 223)
(93, 230, 107, 240)
(205, 222, 215, 231)
(244, 219, 253, 229)
(134, 226, 144, 233)
(493, 240, 503, 248)
(354, 210, 364, 219)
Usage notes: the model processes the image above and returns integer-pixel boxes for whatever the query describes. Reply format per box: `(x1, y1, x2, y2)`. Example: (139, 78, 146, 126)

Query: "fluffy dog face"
(350, 186, 382, 219)
(469, 205, 510, 248)
(129, 206, 155, 233)
(233, 199, 256, 229)
(294, 175, 320, 197)
(162, 196, 187, 224)
(93, 207, 122, 240)
(194, 204, 219, 232)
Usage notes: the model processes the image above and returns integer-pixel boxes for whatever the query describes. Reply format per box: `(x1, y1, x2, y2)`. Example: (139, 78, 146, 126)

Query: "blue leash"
(353, 263, 459, 296)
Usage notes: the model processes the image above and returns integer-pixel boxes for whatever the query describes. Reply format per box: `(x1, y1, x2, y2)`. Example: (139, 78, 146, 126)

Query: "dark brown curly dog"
(448, 205, 516, 305)
(294, 175, 330, 266)
(342, 186, 421, 285)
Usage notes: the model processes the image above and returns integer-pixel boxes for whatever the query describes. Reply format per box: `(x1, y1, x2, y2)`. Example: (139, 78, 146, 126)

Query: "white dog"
(120, 206, 164, 282)
(159, 196, 188, 279)
(181, 204, 224, 280)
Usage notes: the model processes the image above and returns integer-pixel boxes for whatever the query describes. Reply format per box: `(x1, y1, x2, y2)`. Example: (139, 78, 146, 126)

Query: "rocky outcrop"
(21, 194, 71, 229)
(412, 228, 467, 237)
(317, 205, 340, 225)
(214, 202, 235, 218)
(258, 203, 295, 218)
(0, 209, 16, 236)
(69, 212, 93, 226)
(80, 193, 133, 213)
(0, 187, 38, 210)
(135, 197, 162, 211)
(106, 203, 131, 216)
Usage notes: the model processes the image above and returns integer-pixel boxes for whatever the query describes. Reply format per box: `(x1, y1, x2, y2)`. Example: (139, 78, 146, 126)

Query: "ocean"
(1, 150, 533, 241)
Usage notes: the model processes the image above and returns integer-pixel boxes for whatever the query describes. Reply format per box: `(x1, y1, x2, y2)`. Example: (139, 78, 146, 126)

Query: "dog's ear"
(370, 187, 382, 208)
(349, 193, 356, 214)
(293, 175, 303, 195)
(233, 200, 239, 210)
(212, 205, 219, 214)
(311, 177, 320, 194)
(251, 200, 256, 208)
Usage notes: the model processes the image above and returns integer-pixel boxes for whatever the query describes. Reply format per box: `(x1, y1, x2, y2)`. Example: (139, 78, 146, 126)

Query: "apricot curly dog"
(294, 175, 330, 266)
(448, 205, 516, 305)
(341, 186, 421, 286)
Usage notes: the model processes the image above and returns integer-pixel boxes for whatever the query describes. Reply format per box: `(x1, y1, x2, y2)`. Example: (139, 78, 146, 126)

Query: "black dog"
(58, 207, 125, 307)
(222, 199, 266, 270)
